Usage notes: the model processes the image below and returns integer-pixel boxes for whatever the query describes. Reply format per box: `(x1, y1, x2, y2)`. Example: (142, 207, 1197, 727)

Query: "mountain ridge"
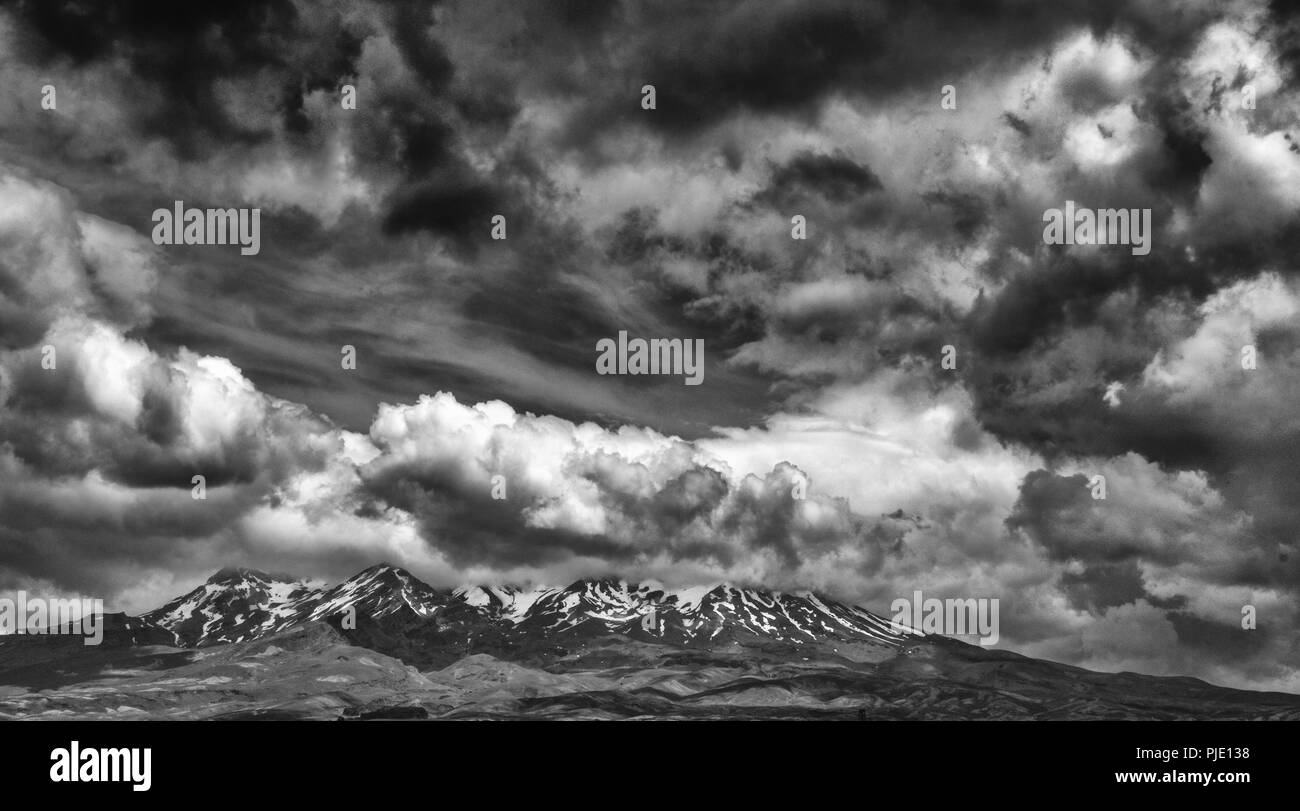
(6, 563, 1300, 720)
(138, 562, 915, 651)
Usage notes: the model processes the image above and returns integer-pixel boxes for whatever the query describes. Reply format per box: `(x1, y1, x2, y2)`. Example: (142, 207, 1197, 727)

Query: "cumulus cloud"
(356, 392, 896, 588)
(0, 172, 159, 346)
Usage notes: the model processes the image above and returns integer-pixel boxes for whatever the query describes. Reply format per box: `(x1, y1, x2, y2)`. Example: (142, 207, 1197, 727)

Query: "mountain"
(140, 564, 453, 647)
(501, 579, 909, 648)
(141, 567, 324, 646)
(305, 564, 446, 622)
(140, 564, 912, 656)
(6, 563, 1300, 720)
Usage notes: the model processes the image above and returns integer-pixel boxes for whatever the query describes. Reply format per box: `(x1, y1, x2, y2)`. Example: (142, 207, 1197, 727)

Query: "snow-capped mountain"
(143, 564, 913, 650)
(142, 564, 449, 646)
(301, 564, 446, 623)
(141, 567, 324, 646)
(507, 578, 911, 646)
(451, 584, 563, 622)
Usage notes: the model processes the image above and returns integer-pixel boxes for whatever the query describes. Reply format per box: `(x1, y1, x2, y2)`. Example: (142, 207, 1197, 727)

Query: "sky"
(1, 0, 1299, 692)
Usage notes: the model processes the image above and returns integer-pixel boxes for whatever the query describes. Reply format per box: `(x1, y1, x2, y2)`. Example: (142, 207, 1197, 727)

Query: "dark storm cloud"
(358, 477, 637, 569)
(1169, 611, 1272, 661)
(541, 0, 1227, 152)
(9, 0, 306, 154)
(921, 190, 991, 241)
(6, 0, 496, 230)
(1008, 471, 1137, 562)
(1008, 463, 1297, 589)
(1059, 561, 1146, 612)
(1266, 0, 1300, 73)
(756, 150, 882, 207)
(381, 177, 503, 246)
(0, 0, 804, 435)
(952, 20, 1300, 482)
(0, 0, 1241, 445)
(964, 246, 1257, 465)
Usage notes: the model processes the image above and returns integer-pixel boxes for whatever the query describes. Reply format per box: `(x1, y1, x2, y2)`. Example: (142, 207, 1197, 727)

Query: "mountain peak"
(208, 566, 267, 582)
(352, 562, 417, 581)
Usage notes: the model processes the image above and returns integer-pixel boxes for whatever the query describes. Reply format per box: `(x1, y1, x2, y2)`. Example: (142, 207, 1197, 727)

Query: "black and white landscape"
(2, 0, 1300, 722)
(3, 564, 1299, 720)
